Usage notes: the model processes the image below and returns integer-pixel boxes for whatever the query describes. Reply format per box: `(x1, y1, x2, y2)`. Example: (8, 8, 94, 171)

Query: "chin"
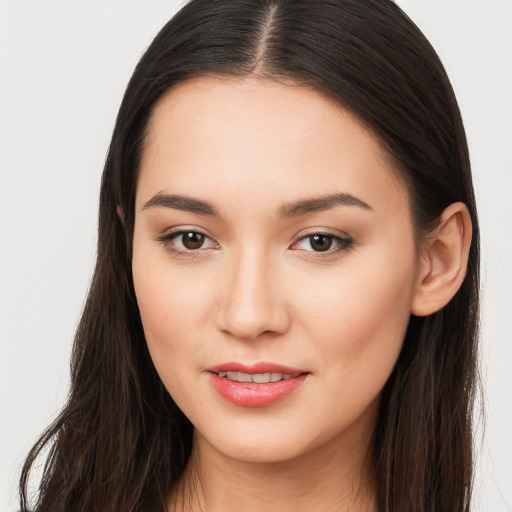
(194, 415, 356, 467)
(209, 435, 311, 464)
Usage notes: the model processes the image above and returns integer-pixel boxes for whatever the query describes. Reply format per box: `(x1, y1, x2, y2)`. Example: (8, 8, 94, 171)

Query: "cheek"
(296, 247, 416, 393)
(132, 247, 215, 370)
(132, 258, 219, 416)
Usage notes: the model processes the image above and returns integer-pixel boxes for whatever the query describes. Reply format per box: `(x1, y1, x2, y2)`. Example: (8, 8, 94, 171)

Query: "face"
(132, 77, 419, 464)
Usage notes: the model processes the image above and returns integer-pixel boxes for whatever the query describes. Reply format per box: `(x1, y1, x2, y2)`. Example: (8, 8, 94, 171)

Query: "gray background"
(1, 1, 511, 510)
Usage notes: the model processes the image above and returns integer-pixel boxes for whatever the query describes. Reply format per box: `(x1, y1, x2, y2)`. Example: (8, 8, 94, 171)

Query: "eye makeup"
(156, 227, 354, 259)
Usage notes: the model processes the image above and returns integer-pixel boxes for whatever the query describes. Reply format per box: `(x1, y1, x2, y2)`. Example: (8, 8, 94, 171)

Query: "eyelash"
(156, 229, 354, 258)
(156, 229, 219, 258)
(291, 231, 354, 256)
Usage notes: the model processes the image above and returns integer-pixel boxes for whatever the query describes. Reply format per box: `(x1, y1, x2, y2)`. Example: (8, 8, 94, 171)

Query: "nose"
(215, 247, 291, 340)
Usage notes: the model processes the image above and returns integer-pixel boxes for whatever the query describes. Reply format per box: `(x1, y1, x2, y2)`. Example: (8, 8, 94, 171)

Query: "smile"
(207, 362, 309, 408)
(217, 371, 296, 383)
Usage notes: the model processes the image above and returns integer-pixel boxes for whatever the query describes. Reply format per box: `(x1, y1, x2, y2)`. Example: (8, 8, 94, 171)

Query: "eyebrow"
(141, 192, 372, 218)
(142, 193, 219, 216)
(279, 193, 372, 217)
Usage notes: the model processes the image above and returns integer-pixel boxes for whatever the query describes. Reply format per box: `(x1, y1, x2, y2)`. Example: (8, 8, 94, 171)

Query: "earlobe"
(411, 202, 472, 317)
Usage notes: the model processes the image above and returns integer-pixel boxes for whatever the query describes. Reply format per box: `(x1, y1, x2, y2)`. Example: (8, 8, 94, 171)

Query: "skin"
(131, 76, 468, 511)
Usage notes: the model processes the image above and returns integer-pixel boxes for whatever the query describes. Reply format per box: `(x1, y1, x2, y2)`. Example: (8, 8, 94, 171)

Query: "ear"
(411, 202, 472, 317)
(116, 205, 125, 224)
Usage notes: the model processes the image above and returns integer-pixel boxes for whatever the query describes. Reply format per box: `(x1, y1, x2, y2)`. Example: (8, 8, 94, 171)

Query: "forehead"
(137, 76, 409, 218)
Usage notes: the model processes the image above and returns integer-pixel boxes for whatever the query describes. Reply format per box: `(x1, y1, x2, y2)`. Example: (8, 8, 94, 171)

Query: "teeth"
(217, 371, 295, 383)
(252, 373, 271, 384)
(234, 371, 252, 383)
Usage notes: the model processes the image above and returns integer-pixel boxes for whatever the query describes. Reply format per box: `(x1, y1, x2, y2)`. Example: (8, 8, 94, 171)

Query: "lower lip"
(208, 373, 308, 407)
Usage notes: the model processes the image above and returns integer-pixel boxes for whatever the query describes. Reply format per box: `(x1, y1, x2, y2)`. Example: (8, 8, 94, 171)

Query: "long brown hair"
(20, 1, 480, 511)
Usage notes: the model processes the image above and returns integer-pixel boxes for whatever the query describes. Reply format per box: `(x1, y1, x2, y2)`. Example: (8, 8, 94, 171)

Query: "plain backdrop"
(1, 1, 511, 510)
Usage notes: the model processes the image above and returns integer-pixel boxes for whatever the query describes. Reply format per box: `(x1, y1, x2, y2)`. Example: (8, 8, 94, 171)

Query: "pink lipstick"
(206, 362, 309, 408)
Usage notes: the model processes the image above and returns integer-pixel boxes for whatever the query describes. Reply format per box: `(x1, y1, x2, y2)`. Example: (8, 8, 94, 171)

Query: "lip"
(206, 361, 308, 375)
(206, 361, 310, 408)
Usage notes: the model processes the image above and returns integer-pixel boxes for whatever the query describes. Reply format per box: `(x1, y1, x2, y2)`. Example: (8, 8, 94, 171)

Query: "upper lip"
(205, 361, 309, 375)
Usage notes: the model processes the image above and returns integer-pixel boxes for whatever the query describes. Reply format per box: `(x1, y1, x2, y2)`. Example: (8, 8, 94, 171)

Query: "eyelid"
(155, 226, 354, 258)
(290, 229, 354, 255)
(156, 227, 219, 256)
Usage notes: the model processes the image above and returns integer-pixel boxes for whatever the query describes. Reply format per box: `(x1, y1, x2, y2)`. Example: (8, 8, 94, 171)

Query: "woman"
(19, 0, 479, 511)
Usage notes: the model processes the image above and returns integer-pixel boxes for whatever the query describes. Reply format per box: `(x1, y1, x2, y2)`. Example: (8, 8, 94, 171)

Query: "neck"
(169, 415, 378, 512)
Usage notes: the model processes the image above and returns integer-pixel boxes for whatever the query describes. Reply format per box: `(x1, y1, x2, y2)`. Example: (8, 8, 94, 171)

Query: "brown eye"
(291, 231, 353, 255)
(157, 229, 217, 255)
(182, 232, 205, 250)
(309, 234, 333, 252)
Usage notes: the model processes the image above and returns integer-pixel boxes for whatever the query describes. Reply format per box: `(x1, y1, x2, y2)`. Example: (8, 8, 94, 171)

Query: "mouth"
(216, 371, 299, 383)
(206, 362, 309, 407)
